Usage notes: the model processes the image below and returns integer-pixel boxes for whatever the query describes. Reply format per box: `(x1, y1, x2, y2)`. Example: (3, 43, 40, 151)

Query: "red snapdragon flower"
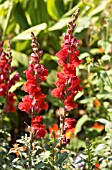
(18, 33, 48, 115)
(18, 95, 33, 114)
(5, 92, 16, 113)
(18, 32, 48, 140)
(62, 118, 76, 146)
(51, 10, 82, 111)
(64, 118, 76, 131)
(0, 36, 19, 112)
(32, 116, 47, 139)
(51, 9, 81, 146)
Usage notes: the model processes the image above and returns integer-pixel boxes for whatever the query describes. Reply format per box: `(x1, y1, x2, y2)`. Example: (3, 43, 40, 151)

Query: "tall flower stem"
(51, 8, 81, 147)
(18, 32, 48, 168)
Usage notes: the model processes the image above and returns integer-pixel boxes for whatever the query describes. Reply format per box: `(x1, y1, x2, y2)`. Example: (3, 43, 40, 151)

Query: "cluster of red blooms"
(0, 36, 19, 112)
(18, 32, 48, 139)
(51, 9, 82, 146)
(51, 9, 82, 111)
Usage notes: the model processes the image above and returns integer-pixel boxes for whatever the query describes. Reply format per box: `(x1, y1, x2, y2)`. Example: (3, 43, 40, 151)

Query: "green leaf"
(89, 0, 110, 17)
(96, 118, 110, 125)
(75, 16, 91, 33)
(74, 91, 84, 101)
(55, 152, 68, 165)
(10, 81, 25, 92)
(41, 53, 58, 71)
(47, 0, 64, 20)
(14, 2, 29, 30)
(79, 97, 91, 104)
(90, 48, 101, 55)
(46, 70, 57, 86)
(46, 94, 64, 107)
(101, 54, 111, 61)
(49, 18, 70, 31)
(12, 157, 19, 163)
(62, 1, 83, 17)
(105, 122, 112, 132)
(98, 40, 111, 53)
(79, 52, 90, 59)
(97, 93, 112, 100)
(2, 1, 13, 36)
(11, 50, 29, 66)
(0, 96, 5, 103)
(16, 139, 25, 144)
(35, 162, 45, 169)
(3, 116, 10, 122)
(95, 144, 106, 152)
(12, 23, 47, 41)
(75, 115, 91, 135)
(40, 151, 51, 161)
(27, 0, 49, 25)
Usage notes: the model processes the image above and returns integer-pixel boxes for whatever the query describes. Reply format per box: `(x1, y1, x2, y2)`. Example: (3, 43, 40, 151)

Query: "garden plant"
(0, 0, 112, 170)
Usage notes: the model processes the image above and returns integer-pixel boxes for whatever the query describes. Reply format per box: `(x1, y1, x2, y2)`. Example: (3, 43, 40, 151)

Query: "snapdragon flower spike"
(0, 37, 19, 113)
(18, 32, 48, 116)
(51, 8, 82, 111)
(18, 33, 48, 139)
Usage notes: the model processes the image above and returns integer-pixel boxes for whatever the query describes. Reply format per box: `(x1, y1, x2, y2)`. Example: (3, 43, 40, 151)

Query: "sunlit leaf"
(75, 115, 91, 135)
(96, 118, 110, 125)
(12, 23, 47, 41)
(49, 18, 70, 31)
(11, 50, 28, 66)
(47, 0, 64, 20)
(89, 0, 110, 17)
(10, 82, 25, 92)
(79, 52, 90, 59)
(101, 54, 111, 61)
(62, 1, 83, 17)
(74, 91, 84, 101)
(40, 151, 51, 161)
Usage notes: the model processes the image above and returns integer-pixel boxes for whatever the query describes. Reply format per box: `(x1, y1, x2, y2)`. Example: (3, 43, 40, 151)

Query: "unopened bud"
(85, 138, 90, 145)
(63, 33, 69, 40)
(38, 50, 43, 56)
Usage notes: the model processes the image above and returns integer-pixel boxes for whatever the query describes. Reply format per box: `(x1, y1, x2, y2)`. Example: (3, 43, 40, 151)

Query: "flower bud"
(38, 50, 43, 57)
(68, 28, 73, 34)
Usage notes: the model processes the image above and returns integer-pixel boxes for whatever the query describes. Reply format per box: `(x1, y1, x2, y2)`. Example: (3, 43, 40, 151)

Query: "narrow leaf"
(49, 18, 70, 31)
(75, 115, 91, 135)
(14, 2, 29, 30)
(96, 118, 110, 125)
(47, 0, 64, 20)
(11, 50, 29, 66)
(12, 23, 47, 41)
